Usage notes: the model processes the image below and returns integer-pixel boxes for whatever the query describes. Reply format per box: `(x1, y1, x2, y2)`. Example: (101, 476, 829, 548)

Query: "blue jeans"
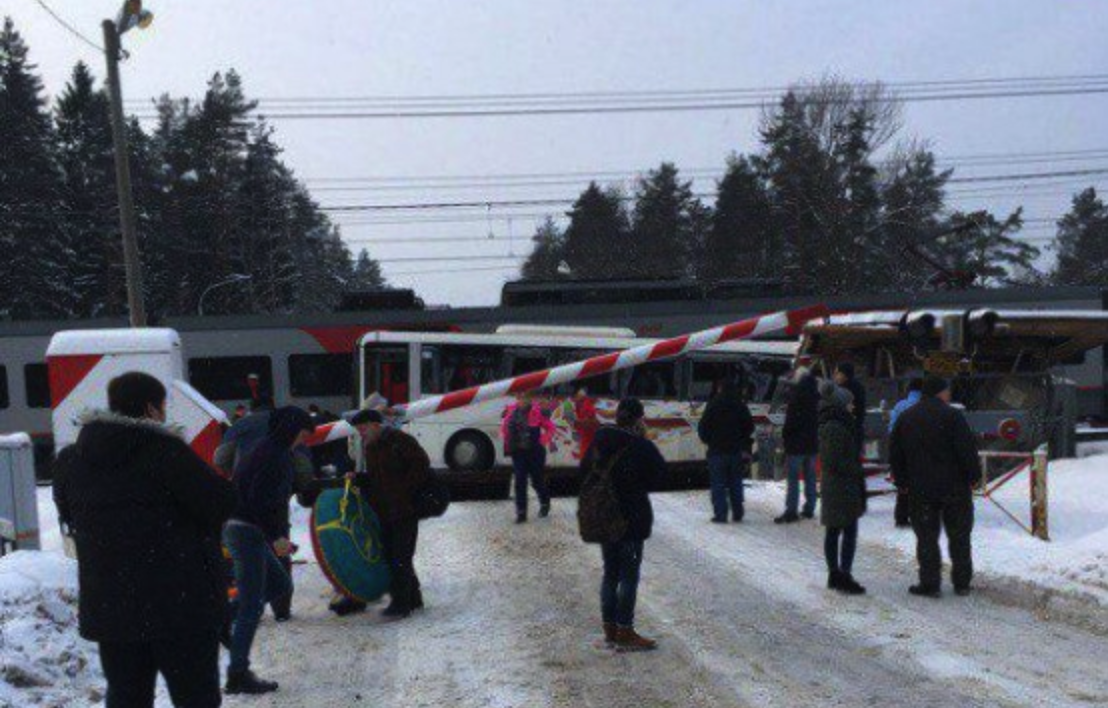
(600, 539, 644, 628)
(708, 453, 746, 521)
(786, 454, 818, 516)
(512, 449, 549, 516)
(223, 521, 292, 675)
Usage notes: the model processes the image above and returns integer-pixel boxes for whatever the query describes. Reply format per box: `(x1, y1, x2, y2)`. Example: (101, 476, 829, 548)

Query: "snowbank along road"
(246, 488, 1108, 708)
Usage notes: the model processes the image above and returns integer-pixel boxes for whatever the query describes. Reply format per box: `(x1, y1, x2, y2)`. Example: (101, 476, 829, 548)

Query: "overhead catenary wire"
(32, 0, 106, 54)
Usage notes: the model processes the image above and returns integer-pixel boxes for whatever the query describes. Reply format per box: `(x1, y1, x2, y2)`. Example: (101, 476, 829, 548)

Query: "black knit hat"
(107, 372, 167, 419)
(922, 376, 950, 397)
(348, 409, 384, 426)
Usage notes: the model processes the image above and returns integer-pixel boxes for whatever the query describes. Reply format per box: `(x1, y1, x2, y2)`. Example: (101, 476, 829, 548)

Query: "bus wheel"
(446, 431, 494, 473)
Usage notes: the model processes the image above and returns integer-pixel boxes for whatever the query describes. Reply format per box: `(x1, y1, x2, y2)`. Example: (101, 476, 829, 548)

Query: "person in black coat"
(223, 407, 315, 695)
(776, 368, 820, 523)
(697, 381, 754, 523)
(889, 377, 981, 598)
(581, 398, 666, 652)
(52, 372, 236, 708)
(834, 362, 868, 457)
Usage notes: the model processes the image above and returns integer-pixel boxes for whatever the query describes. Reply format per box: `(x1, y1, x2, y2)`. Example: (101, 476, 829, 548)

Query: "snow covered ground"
(1, 456, 1107, 706)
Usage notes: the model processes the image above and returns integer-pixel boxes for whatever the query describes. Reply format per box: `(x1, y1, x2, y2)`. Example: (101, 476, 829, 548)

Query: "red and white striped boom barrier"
(305, 304, 828, 447)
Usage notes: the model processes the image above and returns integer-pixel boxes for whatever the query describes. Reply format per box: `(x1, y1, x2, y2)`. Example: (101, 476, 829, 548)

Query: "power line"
(32, 0, 105, 54)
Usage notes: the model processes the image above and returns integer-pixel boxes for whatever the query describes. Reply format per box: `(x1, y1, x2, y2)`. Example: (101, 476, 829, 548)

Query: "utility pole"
(102, 17, 147, 327)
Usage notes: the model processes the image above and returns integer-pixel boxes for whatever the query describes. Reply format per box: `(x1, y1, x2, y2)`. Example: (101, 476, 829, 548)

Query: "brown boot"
(603, 622, 618, 645)
(615, 627, 658, 652)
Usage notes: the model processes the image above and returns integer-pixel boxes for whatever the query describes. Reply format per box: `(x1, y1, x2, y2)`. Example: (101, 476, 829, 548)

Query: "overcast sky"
(6, 0, 1108, 306)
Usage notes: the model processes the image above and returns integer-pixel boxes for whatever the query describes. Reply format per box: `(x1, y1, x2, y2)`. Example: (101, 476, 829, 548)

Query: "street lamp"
(102, 1, 154, 327)
(198, 274, 252, 316)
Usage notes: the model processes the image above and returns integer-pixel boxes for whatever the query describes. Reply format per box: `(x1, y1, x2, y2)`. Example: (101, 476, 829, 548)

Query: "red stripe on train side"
(47, 354, 103, 407)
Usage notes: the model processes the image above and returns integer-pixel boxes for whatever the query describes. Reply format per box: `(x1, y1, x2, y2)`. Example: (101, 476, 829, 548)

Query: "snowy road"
(242, 490, 1107, 708)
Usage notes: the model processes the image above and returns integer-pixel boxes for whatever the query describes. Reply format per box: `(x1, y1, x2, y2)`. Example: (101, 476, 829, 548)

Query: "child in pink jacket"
(501, 392, 555, 523)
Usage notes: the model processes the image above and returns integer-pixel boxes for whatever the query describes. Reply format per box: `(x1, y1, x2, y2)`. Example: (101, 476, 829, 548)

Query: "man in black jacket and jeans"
(889, 376, 981, 598)
(698, 381, 754, 523)
(777, 369, 820, 523)
(53, 372, 236, 708)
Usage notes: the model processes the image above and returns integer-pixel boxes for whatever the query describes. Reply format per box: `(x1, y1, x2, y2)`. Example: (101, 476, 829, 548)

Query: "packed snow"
(0, 455, 1106, 706)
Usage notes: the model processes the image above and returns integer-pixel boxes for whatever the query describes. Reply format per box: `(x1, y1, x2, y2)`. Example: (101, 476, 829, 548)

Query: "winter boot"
(411, 587, 425, 610)
(827, 570, 845, 590)
(539, 503, 551, 519)
(615, 627, 658, 652)
(774, 512, 800, 525)
(909, 584, 942, 599)
(839, 574, 867, 595)
(515, 511, 527, 524)
(954, 586, 972, 597)
(801, 509, 815, 520)
(225, 670, 279, 695)
(603, 622, 618, 646)
(329, 596, 368, 617)
(381, 603, 412, 620)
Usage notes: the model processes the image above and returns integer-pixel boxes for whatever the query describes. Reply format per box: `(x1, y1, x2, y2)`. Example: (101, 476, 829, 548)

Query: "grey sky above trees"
(8, 0, 1108, 306)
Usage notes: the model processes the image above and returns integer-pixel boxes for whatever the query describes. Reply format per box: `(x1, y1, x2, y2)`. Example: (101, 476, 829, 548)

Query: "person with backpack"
(501, 391, 556, 524)
(697, 380, 755, 523)
(578, 398, 666, 652)
(52, 372, 236, 708)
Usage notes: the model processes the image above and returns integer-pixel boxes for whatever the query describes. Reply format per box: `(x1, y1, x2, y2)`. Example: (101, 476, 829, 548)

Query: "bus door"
(362, 344, 411, 406)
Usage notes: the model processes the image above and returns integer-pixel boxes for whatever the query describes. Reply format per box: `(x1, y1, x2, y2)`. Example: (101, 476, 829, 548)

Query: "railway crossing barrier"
(977, 448, 1050, 541)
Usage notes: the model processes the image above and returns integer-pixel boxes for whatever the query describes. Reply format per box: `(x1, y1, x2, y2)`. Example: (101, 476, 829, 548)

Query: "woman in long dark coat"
(818, 381, 868, 595)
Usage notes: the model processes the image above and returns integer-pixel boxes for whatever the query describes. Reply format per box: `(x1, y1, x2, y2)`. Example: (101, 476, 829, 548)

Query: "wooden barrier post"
(1030, 446, 1049, 541)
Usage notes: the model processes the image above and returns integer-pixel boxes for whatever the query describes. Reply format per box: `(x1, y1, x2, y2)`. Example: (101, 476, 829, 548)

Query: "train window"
(188, 357, 273, 402)
(423, 345, 501, 395)
(24, 363, 51, 409)
(0, 365, 8, 409)
(288, 354, 353, 398)
(626, 361, 679, 400)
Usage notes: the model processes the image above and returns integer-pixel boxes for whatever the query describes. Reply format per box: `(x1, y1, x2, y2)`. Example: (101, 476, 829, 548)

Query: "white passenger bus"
(357, 326, 797, 475)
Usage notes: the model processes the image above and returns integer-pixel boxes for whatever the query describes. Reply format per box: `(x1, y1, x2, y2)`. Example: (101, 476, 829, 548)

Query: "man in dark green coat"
(818, 381, 867, 595)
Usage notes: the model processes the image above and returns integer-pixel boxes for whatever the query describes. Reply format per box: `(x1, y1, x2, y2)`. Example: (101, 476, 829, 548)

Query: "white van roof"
(47, 328, 181, 357)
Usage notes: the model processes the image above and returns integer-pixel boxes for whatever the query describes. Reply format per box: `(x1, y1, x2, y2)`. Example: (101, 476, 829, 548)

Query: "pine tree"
(351, 248, 386, 289)
(55, 62, 124, 317)
(933, 209, 1039, 287)
(877, 146, 952, 290)
(561, 183, 632, 279)
(629, 163, 706, 279)
(0, 18, 74, 318)
(520, 217, 566, 280)
(705, 155, 776, 281)
(1053, 188, 1108, 286)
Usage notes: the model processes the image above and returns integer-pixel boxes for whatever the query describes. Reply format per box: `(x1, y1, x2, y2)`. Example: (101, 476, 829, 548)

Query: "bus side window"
(626, 361, 678, 400)
(433, 345, 501, 394)
(508, 349, 548, 377)
(554, 350, 621, 397)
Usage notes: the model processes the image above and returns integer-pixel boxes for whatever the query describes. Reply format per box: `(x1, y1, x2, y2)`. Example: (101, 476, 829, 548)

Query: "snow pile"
(0, 551, 102, 707)
(862, 453, 1108, 606)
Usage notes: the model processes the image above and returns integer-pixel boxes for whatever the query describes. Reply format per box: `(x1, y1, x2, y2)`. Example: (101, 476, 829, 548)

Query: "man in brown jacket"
(350, 409, 432, 619)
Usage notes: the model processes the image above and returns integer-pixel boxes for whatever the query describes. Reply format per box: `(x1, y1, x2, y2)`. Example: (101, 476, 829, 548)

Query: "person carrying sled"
(578, 398, 666, 652)
(53, 372, 236, 708)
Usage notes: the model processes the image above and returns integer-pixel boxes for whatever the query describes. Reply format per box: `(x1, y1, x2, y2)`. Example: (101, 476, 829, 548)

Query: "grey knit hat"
(818, 380, 854, 409)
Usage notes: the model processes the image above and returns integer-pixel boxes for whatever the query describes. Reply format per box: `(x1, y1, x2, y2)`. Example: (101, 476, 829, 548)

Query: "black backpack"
(504, 407, 533, 455)
(577, 447, 629, 544)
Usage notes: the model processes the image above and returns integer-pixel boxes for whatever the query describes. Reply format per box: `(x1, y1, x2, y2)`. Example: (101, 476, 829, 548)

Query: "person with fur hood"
(52, 372, 236, 708)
